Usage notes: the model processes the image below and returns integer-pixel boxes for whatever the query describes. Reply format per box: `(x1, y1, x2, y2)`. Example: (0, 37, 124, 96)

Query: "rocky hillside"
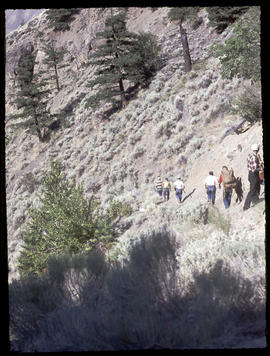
(5, 8, 265, 347)
(5, 9, 44, 34)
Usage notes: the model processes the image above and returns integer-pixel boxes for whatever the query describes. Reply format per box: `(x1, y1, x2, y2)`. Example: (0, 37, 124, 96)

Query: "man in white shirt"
(173, 176, 185, 203)
(205, 171, 218, 205)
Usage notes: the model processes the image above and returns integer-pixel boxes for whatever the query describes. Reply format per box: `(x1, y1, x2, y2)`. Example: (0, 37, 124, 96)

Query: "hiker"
(205, 171, 218, 205)
(173, 176, 185, 203)
(163, 178, 171, 201)
(218, 166, 236, 209)
(243, 144, 264, 211)
(155, 176, 163, 197)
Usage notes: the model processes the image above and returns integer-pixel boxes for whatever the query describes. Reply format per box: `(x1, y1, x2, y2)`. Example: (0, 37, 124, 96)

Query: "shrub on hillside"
(131, 146, 146, 160)
(207, 205, 231, 235)
(20, 172, 36, 193)
(229, 85, 262, 124)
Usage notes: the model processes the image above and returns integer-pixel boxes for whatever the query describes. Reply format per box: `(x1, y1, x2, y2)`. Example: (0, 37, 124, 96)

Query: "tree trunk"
(179, 22, 192, 73)
(54, 63, 60, 91)
(119, 78, 127, 108)
(34, 115, 43, 142)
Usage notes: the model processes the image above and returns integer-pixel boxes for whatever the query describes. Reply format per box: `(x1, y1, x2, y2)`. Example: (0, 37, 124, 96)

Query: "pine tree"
(86, 12, 136, 109)
(15, 45, 35, 88)
(168, 7, 200, 73)
(46, 8, 80, 32)
(18, 160, 133, 276)
(86, 11, 161, 110)
(42, 40, 67, 91)
(206, 6, 250, 33)
(127, 32, 162, 86)
(10, 46, 55, 141)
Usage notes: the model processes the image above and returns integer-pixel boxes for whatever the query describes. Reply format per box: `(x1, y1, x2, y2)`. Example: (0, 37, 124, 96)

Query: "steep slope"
(5, 7, 265, 310)
(5, 9, 44, 34)
(5, 7, 265, 349)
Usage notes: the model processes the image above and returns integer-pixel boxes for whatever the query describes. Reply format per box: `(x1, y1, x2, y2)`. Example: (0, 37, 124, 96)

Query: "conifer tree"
(46, 8, 80, 32)
(86, 12, 136, 109)
(127, 32, 162, 86)
(10, 46, 55, 142)
(42, 40, 67, 91)
(86, 11, 161, 109)
(168, 7, 200, 73)
(18, 160, 133, 276)
(206, 6, 249, 33)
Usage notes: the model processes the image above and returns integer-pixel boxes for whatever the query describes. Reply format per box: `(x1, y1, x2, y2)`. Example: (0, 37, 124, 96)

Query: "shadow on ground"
(9, 229, 266, 351)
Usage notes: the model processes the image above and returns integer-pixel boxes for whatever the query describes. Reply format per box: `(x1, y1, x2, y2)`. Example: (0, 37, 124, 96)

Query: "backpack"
(222, 168, 236, 189)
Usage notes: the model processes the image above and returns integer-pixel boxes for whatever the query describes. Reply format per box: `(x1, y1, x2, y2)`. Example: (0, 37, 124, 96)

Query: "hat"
(251, 143, 260, 151)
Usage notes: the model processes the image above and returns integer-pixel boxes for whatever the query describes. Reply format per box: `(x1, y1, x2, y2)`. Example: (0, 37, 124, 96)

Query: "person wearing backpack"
(218, 166, 236, 209)
(205, 171, 218, 205)
(155, 176, 163, 197)
(163, 178, 171, 201)
(173, 176, 185, 203)
(243, 144, 264, 211)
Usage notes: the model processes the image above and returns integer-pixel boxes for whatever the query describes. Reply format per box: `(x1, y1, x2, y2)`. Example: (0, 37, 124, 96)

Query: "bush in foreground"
(10, 228, 265, 351)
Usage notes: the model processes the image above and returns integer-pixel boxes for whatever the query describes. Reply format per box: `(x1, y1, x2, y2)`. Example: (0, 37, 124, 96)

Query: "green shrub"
(107, 199, 133, 218)
(189, 71, 198, 79)
(210, 7, 260, 82)
(20, 172, 36, 193)
(192, 58, 208, 72)
(230, 86, 262, 123)
(208, 206, 231, 235)
(18, 160, 132, 277)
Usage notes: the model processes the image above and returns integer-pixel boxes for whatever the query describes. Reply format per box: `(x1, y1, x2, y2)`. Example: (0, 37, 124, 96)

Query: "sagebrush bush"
(230, 85, 262, 123)
(131, 146, 145, 160)
(174, 121, 185, 133)
(128, 130, 143, 145)
(10, 229, 265, 351)
(109, 160, 129, 183)
(186, 137, 203, 153)
(20, 172, 36, 193)
(12, 210, 26, 230)
(207, 206, 231, 235)
(146, 91, 160, 104)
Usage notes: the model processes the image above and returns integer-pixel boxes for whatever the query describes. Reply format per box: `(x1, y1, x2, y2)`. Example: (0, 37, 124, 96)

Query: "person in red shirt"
(218, 166, 234, 209)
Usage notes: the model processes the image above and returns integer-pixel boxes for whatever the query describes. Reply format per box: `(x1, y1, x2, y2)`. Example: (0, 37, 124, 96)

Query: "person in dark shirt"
(243, 143, 264, 211)
(155, 176, 163, 197)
